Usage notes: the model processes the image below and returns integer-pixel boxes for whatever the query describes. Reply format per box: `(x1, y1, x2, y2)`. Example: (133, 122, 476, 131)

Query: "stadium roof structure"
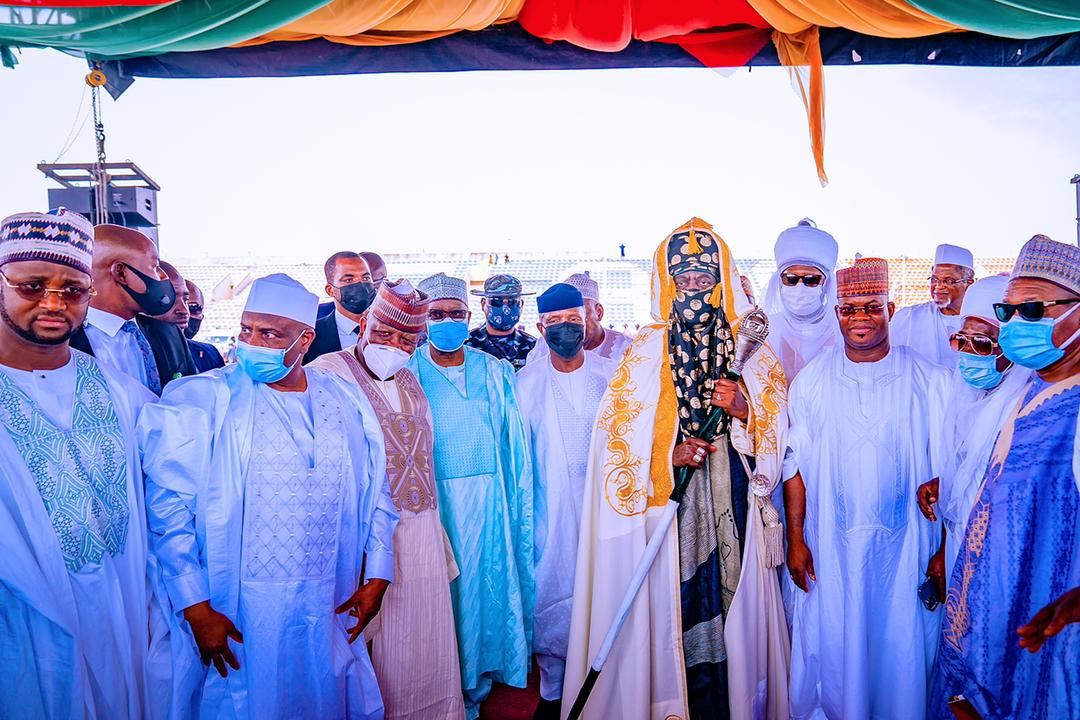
(3, 1, 1079, 182)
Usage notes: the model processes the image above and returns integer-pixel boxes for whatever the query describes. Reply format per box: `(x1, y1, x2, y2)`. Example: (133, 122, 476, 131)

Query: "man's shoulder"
(468, 326, 488, 341)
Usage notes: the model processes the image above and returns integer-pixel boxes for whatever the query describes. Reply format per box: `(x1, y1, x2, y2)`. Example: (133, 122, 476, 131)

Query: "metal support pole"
(1071, 174, 1080, 247)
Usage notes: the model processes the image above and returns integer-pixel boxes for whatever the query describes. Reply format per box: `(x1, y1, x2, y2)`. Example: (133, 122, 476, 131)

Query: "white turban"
(774, 220, 839, 273)
(960, 274, 1009, 326)
(243, 273, 319, 328)
(935, 243, 974, 270)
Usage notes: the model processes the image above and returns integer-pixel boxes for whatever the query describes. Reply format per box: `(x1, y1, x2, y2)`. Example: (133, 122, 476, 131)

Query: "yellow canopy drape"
(746, 0, 958, 37)
(236, 0, 524, 47)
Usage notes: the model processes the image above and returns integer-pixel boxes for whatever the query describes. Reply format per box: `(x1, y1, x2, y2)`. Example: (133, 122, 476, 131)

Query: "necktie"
(121, 320, 162, 394)
(351, 326, 360, 335)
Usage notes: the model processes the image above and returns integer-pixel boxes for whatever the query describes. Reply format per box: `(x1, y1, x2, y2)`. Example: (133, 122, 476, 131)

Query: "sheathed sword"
(566, 307, 770, 720)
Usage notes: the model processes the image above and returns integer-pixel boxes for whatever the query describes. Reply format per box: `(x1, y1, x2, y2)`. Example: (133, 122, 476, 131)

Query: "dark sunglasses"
(781, 273, 823, 288)
(837, 302, 887, 317)
(0, 271, 96, 305)
(187, 302, 204, 314)
(488, 297, 521, 308)
(993, 298, 1080, 322)
(949, 332, 998, 357)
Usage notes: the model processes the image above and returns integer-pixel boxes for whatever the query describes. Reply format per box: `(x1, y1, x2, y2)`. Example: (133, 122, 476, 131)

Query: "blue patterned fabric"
(418, 359, 497, 480)
(0, 353, 129, 572)
(933, 377, 1080, 719)
(121, 320, 161, 395)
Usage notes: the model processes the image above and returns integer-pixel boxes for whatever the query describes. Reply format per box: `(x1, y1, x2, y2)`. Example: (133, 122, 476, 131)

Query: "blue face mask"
(236, 335, 302, 384)
(486, 298, 521, 331)
(957, 353, 1005, 390)
(427, 319, 469, 352)
(999, 303, 1080, 370)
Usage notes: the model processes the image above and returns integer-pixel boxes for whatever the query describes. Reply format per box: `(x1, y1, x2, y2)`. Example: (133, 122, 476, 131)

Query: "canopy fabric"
(909, 0, 1080, 39)
(746, 0, 956, 37)
(236, 0, 524, 48)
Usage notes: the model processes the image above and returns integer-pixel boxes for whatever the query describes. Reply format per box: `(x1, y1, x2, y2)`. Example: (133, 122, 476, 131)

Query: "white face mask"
(780, 282, 826, 319)
(362, 342, 411, 380)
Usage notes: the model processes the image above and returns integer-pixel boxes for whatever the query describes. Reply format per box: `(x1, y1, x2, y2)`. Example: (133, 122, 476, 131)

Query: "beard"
(0, 300, 73, 346)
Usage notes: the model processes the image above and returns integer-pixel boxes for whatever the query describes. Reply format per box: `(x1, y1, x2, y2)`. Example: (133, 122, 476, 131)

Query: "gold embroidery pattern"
(749, 347, 788, 456)
(602, 332, 650, 516)
(944, 500, 991, 651)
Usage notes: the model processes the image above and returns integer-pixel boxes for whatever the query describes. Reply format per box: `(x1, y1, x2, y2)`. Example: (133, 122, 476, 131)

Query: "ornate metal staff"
(566, 308, 770, 720)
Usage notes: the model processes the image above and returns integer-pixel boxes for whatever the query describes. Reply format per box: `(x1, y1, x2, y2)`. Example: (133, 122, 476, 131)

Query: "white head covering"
(960, 274, 1009, 326)
(763, 219, 840, 318)
(243, 273, 319, 328)
(564, 271, 600, 302)
(418, 272, 467, 304)
(935, 243, 974, 270)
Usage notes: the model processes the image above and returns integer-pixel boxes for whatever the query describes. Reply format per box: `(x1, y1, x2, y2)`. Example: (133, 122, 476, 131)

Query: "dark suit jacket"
(317, 300, 335, 320)
(303, 311, 344, 365)
(189, 339, 225, 373)
(70, 314, 198, 394)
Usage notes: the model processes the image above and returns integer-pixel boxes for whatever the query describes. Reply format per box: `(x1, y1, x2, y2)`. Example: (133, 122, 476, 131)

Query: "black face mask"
(120, 263, 177, 316)
(336, 281, 375, 315)
(545, 322, 586, 360)
(184, 317, 202, 340)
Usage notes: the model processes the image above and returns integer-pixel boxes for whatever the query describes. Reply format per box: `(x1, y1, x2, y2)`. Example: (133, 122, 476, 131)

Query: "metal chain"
(90, 79, 108, 224)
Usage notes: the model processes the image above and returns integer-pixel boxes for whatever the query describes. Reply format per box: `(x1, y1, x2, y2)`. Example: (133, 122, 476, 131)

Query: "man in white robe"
(517, 283, 615, 718)
(916, 275, 1031, 594)
(139, 273, 399, 720)
(0, 209, 159, 719)
(784, 257, 949, 720)
(761, 219, 841, 384)
(526, 272, 632, 365)
(891, 243, 976, 369)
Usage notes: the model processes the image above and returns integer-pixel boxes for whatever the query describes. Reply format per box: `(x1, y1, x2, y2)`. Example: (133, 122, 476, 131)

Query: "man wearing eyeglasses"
(412, 272, 535, 719)
(184, 280, 226, 372)
(784, 257, 950, 720)
(69, 224, 196, 395)
(0, 209, 160, 719)
(466, 274, 537, 372)
(933, 235, 1080, 720)
(891, 243, 976, 369)
(916, 275, 1030, 602)
(763, 219, 841, 383)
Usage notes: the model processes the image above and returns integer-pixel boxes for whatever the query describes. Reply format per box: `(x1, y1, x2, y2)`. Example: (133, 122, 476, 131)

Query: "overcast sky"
(2, 48, 1078, 263)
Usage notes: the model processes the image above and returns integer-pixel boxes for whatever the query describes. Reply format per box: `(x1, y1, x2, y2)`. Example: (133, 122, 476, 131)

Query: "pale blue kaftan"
(0, 351, 158, 720)
(138, 365, 399, 720)
(933, 376, 1080, 719)
(409, 346, 534, 719)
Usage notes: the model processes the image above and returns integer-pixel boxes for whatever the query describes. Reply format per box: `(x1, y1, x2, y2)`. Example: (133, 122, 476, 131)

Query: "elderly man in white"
(516, 283, 615, 719)
(891, 243, 976, 369)
(139, 273, 398, 720)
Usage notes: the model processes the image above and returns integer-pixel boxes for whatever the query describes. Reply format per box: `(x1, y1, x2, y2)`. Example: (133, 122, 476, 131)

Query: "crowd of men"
(0, 207, 1076, 720)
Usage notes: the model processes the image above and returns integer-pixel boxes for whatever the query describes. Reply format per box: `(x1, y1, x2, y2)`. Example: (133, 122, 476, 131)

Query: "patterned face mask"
(485, 298, 522, 331)
(673, 288, 717, 329)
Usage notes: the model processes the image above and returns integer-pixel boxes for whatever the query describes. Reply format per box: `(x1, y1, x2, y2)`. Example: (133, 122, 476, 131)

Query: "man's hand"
(926, 546, 947, 601)
(787, 539, 816, 593)
(672, 438, 716, 469)
(711, 379, 749, 421)
(336, 578, 391, 643)
(183, 601, 243, 677)
(917, 477, 940, 521)
(1017, 587, 1080, 653)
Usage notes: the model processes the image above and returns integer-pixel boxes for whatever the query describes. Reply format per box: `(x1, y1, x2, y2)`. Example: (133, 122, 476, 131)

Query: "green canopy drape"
(909, 0, 1080, 38)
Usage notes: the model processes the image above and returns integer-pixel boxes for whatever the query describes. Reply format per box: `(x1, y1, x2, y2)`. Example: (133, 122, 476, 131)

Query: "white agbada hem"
(786, 346, 949, 720)
(526, 328, 633, 366)
(890, 301, 962, 369)
(0, 351, 160, 720)
(517, 352, 614, 701)
(138, 365, 399, 720)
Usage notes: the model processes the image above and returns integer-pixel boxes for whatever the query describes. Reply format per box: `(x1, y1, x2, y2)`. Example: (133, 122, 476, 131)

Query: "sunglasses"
(837, 302, 886, 317)
(187, 302, 204, 314)
(0, 271, 96, 305)
(487, 297, 521, 308)
(781, 273, 823, 288)
(993, 298, 1080, 322)
(428, 309, 468, 322)
(949, 332, 998, 356)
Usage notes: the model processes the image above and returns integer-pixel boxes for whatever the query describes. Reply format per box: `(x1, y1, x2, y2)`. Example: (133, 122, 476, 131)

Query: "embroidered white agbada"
(891, 301, 963, 369)
(517, 351, 614, 701)
(785, 345, 950, 720)
(563, 221, 790, 720)
(138, 365, 398, 720)
(0, 350, 160, 720)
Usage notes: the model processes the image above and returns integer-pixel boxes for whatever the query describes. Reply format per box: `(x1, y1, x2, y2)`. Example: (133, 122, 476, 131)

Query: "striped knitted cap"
(1012, 234, 1080, 296)
(0, 208, 93, 275)
(836, 257, 889, 298)
(370, 279, 430, 333)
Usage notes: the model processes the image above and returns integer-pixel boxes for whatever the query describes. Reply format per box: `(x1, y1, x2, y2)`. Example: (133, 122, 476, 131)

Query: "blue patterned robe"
(933, 376, 1080, 719)
(409, 346, 534, 718)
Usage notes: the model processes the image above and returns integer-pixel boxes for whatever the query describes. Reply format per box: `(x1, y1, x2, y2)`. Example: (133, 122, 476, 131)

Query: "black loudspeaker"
(47, 186, 158, 227)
